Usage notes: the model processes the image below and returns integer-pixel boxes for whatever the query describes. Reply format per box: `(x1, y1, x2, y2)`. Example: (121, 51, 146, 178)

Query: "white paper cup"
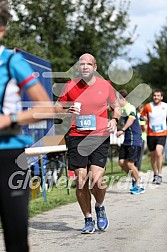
(74, 102, 81, 114)
(74, 102, 81, 109)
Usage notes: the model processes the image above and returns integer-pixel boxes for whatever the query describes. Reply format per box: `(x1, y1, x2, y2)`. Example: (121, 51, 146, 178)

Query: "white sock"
(95, 202, 103, 208)
(85, 214, 92, 218)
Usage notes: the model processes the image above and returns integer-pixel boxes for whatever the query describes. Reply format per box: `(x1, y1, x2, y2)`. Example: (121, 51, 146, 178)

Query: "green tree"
(140, 19, 167, 99)
(68, 0, 135, 77)
(5, 0, 75, 71)
(5, 0, 135, 77)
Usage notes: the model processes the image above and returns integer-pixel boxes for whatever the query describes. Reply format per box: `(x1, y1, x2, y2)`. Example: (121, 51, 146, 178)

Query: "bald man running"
(58, 53, 121, 233)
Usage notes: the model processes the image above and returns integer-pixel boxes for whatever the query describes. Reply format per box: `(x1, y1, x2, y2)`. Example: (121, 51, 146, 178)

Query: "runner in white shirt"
(142, 89, 167, 184)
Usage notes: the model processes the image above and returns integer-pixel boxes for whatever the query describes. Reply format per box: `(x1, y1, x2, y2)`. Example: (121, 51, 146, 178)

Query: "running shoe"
(130, 179, 137, 191)
(130, 184, 137, 192)
(156, 176, 162, 185)
(81, 217, 95, 234)
(152, 175, 158, 184)
(95, 206, 109, 231)
(131, 186, 145, 195)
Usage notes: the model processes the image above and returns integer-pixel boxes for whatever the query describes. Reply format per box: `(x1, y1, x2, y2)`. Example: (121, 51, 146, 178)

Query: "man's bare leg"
(75, 168, 91, 217)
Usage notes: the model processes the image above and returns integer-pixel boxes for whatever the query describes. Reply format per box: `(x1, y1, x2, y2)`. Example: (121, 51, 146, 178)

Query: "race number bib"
(76, 115, 96, 130)
(152, 124, 163, 132)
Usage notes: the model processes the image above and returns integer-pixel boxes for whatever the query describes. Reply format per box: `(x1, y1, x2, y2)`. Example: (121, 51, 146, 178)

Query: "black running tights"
(0, 149, 29, 252)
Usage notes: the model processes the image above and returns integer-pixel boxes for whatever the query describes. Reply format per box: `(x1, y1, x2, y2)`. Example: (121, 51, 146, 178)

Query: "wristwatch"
(10, 113, 18, 128)
(112, 117, 119, 124)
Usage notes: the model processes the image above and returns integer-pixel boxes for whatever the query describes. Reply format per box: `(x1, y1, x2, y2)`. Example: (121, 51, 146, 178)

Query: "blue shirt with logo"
(0, 46, 38, 149)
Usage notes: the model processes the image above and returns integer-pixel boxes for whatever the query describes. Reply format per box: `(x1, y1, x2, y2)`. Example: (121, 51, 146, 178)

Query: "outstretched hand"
(68, 105, 81, 115)
(0, 114, 11, 129)
(116, 130, 124, 137)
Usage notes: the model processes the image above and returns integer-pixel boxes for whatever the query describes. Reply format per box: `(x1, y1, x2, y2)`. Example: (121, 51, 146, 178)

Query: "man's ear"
(94, 64, 97, 71)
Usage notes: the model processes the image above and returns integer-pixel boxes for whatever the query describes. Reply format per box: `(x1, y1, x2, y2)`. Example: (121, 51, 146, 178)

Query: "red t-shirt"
(59, 77, 117, 136)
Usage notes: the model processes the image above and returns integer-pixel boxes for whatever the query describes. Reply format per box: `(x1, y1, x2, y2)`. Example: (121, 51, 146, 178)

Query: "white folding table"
(25, 144, 68, 201)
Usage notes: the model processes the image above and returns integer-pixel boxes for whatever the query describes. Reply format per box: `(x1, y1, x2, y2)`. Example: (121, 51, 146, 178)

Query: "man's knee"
(119, 159, 125, 168)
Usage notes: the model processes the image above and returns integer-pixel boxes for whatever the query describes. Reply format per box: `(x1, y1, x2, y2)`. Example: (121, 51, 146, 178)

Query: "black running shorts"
(67, 136, 110, 170)
(119, 145, 141, 162)
(147, 136, 166, 152)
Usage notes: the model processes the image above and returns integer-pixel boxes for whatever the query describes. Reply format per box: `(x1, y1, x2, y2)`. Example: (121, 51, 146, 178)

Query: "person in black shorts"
(0, 2, 55, 251)
(116, 90, 145, 195)
(58, 53, 121, 233)
(141, 89, 167, 184)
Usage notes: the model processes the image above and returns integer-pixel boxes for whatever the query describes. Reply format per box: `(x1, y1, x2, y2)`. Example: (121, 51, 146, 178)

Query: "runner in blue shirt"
(116, 90, 145, 195)
(0, 2, 55, 251)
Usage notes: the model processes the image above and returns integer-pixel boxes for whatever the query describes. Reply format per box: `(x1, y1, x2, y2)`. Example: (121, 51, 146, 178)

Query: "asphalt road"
(0, 168, 167, 252)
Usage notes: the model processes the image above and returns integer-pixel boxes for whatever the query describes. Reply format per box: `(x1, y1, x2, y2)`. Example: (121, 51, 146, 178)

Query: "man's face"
(152, 92, 163, 105)
(78, 55, 97, 82)
(119, 97, 126, 107)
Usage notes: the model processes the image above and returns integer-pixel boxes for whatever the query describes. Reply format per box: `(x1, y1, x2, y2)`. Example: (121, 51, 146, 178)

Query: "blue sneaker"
(81, 217, 95, 234)
(130, 179, 137, 191)
(131, 186, 145, 195)
(95, 206, 109, 231)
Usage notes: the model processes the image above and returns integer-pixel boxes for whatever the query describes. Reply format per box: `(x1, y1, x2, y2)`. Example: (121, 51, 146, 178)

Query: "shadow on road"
(29, 221, 80, 232)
